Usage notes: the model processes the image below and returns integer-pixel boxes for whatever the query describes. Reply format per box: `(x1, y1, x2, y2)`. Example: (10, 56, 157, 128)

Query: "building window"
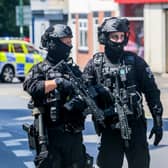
(104, 11, 111, 18)
(121, 4, 144, 58)
(78, 19, 88, 51)
(41, 23, 46, 35)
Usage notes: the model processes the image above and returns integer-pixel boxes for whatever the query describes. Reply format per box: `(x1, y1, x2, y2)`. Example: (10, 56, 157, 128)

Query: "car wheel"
(1, 65, 14, 83)
(18, 77, 25, 82)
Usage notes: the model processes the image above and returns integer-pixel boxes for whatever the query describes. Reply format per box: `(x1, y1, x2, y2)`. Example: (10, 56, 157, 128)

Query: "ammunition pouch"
(47, 89, 61, 122)
(128, 90, 143, 118)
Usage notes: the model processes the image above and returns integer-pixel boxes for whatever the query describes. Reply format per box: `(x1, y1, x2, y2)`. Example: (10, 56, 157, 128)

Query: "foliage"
(0, 0, 30, 37)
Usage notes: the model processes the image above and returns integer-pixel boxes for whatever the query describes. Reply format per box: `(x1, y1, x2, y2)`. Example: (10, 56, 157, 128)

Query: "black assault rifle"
(105, 65, 133, 147)
(55, 60, 105, 128)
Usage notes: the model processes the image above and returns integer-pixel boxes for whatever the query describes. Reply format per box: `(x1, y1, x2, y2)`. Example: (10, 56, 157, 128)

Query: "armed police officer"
(23, 24, 93, 168)
(83, 17, 163, 168)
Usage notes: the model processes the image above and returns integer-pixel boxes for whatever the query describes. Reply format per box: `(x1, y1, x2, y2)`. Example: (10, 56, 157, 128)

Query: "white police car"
(0, 38, 44, 83)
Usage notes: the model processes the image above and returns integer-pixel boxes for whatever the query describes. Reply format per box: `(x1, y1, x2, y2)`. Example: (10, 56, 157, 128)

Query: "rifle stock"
(23, 107, 49, 166)
(22, 123, 37, 150)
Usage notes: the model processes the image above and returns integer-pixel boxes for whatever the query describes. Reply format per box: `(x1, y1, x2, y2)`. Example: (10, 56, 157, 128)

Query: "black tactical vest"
(38, 60, 85, 132)
(93, 52, 143, 121)
(93, 52, 136, 88)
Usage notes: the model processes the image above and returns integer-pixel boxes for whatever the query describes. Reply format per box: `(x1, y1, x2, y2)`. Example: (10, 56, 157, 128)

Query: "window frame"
(78, 19, 88, 52)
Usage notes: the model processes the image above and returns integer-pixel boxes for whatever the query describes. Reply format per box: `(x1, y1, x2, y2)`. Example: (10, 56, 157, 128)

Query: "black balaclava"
(46, 38, 72, 65)
(105, 39, 125, 64)
(98, 17, 130, 64)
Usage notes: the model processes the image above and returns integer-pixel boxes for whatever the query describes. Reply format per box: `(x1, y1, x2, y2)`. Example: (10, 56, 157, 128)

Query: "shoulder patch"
(145, 66, 154, 78)
(124, 54, 135, 66)
(93, 52, 104, 66)
(127, 55, 134, 61)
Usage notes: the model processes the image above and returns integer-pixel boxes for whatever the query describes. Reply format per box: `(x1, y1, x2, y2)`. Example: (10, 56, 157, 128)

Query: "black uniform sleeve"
(83, 58, 112, 109)
(136, 56, 163, 116)
(83, 59, 97, 85)
(23, 63, 45, 99)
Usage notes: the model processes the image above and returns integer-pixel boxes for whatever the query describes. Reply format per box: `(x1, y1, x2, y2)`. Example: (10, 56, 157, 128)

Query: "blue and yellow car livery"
(0, 39, 44, 82)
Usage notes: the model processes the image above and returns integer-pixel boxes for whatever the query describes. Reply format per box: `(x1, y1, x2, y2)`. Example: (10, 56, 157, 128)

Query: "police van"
(0, 38, 44, 83)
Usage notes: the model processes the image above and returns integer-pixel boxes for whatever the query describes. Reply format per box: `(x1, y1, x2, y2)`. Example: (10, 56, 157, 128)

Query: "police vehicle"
(0, 38, 44, 83)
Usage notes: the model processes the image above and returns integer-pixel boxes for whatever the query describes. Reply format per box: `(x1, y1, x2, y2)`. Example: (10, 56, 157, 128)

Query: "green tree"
(0, 0, 30, 37)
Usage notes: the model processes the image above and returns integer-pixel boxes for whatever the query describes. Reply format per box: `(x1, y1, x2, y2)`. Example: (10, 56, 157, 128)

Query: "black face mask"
(105, 41, 124, 64)
(46, 39, 72, 65)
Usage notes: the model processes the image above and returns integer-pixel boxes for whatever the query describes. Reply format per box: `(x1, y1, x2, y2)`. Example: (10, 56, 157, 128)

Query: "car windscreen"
(26, 44, 39, 54)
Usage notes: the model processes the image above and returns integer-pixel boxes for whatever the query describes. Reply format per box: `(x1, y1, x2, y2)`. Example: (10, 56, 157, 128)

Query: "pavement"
(144, 73, 168, 118)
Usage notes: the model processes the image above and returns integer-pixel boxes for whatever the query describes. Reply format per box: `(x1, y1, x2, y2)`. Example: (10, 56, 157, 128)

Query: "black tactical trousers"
(97, 118, 150, 168)
(37, 127, 86, 168)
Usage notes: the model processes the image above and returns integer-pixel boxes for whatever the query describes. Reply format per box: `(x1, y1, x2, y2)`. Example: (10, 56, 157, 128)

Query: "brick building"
(30, 0, 119, 69)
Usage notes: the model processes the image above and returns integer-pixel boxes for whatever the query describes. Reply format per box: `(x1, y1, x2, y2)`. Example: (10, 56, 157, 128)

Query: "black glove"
(64, 96, 87, 113)
(149, 115, 163, 146)
(94, 84, 112, 109)
(94, 84, 107, 94)
(55, 78, 72, 91)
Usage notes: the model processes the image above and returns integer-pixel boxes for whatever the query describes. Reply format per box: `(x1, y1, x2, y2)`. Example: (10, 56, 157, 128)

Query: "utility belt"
(93, 105, 144, 136)
(109, 106, 145, 130)
(64, 123, 84, 134)
(48, 122, 84, 134)
(104, 102, 143, 118)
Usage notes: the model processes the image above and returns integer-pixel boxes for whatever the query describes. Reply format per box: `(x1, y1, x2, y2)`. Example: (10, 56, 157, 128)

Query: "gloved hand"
(94, 84, 112, 109)
(55, 78, 72, 91)
(149, 115, 163, 146)
(64, 96, 87, 113)
(94, 84, 108, 94)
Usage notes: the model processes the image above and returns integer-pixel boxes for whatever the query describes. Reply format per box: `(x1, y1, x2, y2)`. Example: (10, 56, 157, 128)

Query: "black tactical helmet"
(41, 24, 73, 49)
(98, 17, 129, 45)
(41, 24, 73, 64)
